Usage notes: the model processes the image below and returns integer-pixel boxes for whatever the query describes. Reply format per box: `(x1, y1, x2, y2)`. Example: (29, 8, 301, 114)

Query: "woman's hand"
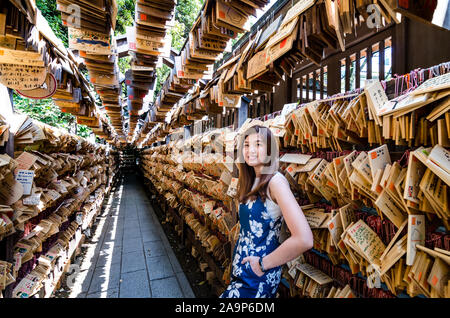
(241, 256, 264, 277)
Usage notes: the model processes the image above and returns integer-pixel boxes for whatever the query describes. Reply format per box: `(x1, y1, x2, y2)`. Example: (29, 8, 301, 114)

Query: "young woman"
(220, 124, 314, 298)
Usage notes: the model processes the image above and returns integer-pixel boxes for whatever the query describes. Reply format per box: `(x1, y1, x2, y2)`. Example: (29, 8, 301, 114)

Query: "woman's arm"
(242, 174, 313, 275)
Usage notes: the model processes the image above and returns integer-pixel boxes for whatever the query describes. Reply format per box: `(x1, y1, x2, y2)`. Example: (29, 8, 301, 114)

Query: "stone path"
(68, 173, 195, 298)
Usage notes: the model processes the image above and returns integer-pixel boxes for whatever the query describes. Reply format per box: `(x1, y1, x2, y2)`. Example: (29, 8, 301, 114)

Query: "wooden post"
(393, 17, 407, 76)
(305, 73, 310, 102)
(312, 71, 317, 101)
(345, 56, 351, 92)
(367, 45, 373, 80)
(356, 51, 361, 89)
(320, 68, 324, 99)
(233, 97, 249, 130)
(379, 39, 385, 81)
(269, 92, 274, 114)
(216, 114, 222, 129)
(256, 97, 261, 118)
(327, 59, 341, 96)
(286, 76, 293, 103)
(262, 95, 268, 117)
(299, 76, 304, 103)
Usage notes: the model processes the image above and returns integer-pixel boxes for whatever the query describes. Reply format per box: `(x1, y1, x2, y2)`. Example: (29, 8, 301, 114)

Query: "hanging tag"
(226, 177, 239, 198)
(15, 170, 34, 195)
(76, 212, 83, 225)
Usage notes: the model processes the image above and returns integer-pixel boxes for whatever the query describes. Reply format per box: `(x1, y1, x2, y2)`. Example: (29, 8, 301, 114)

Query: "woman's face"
(243, 132, 268, 167)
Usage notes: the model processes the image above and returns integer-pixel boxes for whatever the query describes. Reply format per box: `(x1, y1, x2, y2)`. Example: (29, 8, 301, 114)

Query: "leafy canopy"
(24, 0, 206, 137)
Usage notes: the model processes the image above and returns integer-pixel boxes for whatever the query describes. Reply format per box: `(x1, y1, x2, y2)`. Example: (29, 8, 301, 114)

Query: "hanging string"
(433, 65, 441, 77)
(241, 61, 450, 123)
(394, 74, 400, 98)
(412, 69, 419, 89)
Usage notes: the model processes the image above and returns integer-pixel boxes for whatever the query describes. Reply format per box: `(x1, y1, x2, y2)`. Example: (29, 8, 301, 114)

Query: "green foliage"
(36, 0, 134, 42)
(13, 93, 92, 139)
(175, 0, 204, 39)
(119, 56, 131, 98)
(170, 21, 185, 52)
(118, 56, 131, 75)
(154, 65, 171, 99)
(115, 0, 135, 35)
(76, 124, 93, 139)
(36, 0, 68, 47)
(34, 0, 207, 132)
(152, 0, 204, 102)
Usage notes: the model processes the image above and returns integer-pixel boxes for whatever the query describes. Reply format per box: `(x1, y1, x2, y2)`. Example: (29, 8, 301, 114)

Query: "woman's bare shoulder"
(269, 171, 289, 187)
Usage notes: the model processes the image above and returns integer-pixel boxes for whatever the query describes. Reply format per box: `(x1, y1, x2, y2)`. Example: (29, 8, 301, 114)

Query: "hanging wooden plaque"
(16, 73, 57, 99)
(0, 64, 47, 90)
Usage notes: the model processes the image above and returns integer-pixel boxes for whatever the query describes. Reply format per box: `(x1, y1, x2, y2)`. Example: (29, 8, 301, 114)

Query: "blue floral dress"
(220, 196, 283, 298)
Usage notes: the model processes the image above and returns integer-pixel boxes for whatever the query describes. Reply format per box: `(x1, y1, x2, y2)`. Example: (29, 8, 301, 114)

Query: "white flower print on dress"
(266, 271, 279, 287)
(249, 220, 263, 238)
(255, 282, 265, 298)
(255, 245, 266, 253)
(266, 229, 275, 246)
(261, 204, 271, 220)
(222, 194, 283, 298)
(240, 232, 256, 255)
(233, 266, 242, 277)
(246, 199, 256, 209)
(227, 281, 243, 298)
(232, 253, 242, 277)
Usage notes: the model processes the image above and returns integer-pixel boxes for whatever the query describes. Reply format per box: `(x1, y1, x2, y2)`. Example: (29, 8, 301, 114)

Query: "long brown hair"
(237, 125, 279, 203)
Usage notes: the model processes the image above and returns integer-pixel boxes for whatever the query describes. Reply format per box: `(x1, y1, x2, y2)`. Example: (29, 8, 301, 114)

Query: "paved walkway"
(68, 173, 195, 298)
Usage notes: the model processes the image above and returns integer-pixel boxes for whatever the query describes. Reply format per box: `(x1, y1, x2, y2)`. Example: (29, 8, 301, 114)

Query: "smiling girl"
(220, 125, 313, 298)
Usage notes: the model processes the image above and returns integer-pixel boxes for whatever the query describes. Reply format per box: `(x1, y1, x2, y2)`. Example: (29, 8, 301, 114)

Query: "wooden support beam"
(356, 51, 361, 89)
(320, 68, 324, 99)
(367, 45, 373, 80)
(379, 39, 385, 81)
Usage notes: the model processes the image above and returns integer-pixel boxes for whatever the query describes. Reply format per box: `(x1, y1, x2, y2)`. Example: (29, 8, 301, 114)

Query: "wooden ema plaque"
(16, 73, 57, 99)
(68, 28, 112, 55)
(0, 64, 47, 90)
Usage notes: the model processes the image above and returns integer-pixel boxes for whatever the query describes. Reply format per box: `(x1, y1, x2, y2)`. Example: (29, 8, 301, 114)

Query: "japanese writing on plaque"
(366, 81, 389, 117)
(0, 64, 46, 90)
(310, 159, 327, 183)
(348, 220, 385, 263)
(413, 72, 450, 95)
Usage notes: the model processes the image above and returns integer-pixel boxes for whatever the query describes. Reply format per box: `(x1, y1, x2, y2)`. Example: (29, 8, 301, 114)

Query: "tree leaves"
(154, 65, 171, 100)
(175, 0, 205, 39)
(36, 0, 68, 47)
(13, 93, 92, 138)
(115, 0, 135, 35)
(152, 0, 204, 102)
